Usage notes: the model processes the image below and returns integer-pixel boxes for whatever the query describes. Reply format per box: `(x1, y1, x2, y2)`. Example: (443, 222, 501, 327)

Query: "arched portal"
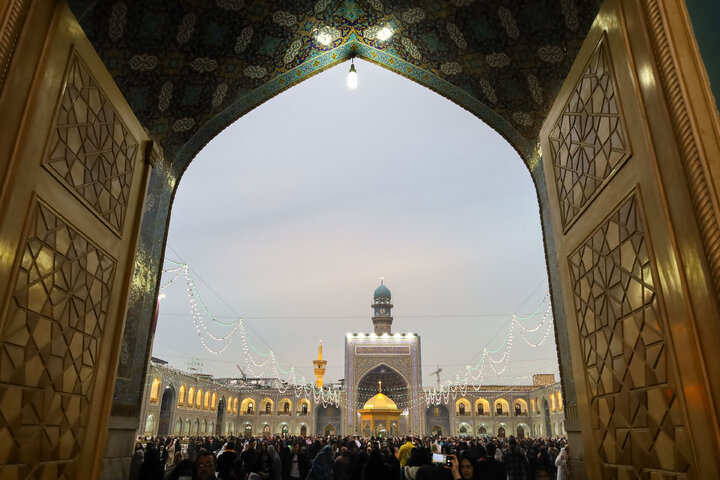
(300, 425, 307, 437)
(216, 397, 226, 435)
(456, 398, 470, 416)
(355, 364, 409, 410)
(157, 386, 175, 435)
(144, 414, 155, 436)
(316, 405, 341, 437)
(149, 378, 161, 403)
(475, 398, 490, 416)
(425, 405, 450, 436)
(1, 2, 717, 479)
(457, 423, 471, 436)
(542, 398, 552, 437)
(241, 398, 255, 415)
(542, 398, 552, 440)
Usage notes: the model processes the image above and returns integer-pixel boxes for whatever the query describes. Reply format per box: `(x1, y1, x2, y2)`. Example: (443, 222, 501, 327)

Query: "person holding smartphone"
(445, 453, 475, 480)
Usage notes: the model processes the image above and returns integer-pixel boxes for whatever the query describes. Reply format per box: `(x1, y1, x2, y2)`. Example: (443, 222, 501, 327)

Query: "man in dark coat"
(217, 442, 238, 480)
(241, 438, 260, 475)
(502, 436, 529, 480)
(475, 443, 506, 480)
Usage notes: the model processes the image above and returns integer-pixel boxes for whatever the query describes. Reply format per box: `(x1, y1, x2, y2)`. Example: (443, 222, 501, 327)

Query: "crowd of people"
(130, 434, 571, 480)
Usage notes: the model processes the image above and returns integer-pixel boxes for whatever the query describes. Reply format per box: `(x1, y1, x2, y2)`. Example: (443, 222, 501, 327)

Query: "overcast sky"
(152, 59, 559, 388)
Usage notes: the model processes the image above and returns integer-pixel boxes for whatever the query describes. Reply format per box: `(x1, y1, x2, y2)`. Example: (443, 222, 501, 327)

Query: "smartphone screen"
(432, 453, 447, 464)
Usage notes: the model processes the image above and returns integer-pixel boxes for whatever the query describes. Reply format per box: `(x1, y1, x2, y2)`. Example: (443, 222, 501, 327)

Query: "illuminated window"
(196, 389, 203, 408)
(302, 403, 308, 415)
(211, 392, 217, 411)
(149, 378, 161, 403)
(188, 387, 195, 407)
(459, 403, 465, 415)
(557, 391, 563, 410)
(284, 402, 290, 414)
(247, 402, 254, 414)
(204, 391, 210, 410)
(265, 402, 271, 414)
(178, 385, 186, 406)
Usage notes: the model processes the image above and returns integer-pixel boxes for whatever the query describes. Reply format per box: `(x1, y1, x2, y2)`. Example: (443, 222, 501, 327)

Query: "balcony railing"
(277, 412, 291, 416)
(514, 411, 529, 417)
(476, 412, 489, 416)
(455, 412, 472, 416)
(495, 412, 509, 416)
(241, 411, 255, 416)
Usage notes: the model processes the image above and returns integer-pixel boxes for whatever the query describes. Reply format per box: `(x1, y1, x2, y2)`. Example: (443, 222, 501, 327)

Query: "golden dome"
(363, 392, 398, 410)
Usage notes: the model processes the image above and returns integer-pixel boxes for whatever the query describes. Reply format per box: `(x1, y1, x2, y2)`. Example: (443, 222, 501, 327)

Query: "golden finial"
(378, 380, 382, 393)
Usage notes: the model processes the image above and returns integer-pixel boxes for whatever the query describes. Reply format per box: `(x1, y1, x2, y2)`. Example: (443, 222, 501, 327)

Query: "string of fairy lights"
(159, 259, 340, 406)
(157, 258, 558, 409)
(422, 294, 556, 406)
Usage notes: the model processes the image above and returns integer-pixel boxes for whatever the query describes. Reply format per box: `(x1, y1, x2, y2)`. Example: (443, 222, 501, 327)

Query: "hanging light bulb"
(347, 58, 358, 89)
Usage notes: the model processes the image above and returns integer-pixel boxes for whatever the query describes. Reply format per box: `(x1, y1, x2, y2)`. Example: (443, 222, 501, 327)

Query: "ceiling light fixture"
(376, 26, 393, 41)
(316, 29, 332, 46)
(347, 57, 358, 89)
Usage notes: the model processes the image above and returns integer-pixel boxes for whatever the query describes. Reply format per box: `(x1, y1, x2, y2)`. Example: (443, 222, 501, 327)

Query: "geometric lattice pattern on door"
(44, 53, 138, 233)
(568, 194, 694, 478)
(550, 35, 631, 229)
(0, 201, 115, 479)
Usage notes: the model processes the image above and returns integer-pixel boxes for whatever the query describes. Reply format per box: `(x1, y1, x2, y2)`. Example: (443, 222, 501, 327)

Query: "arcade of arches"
(0, 1, 719, 479)
(138, 362, 320, 440)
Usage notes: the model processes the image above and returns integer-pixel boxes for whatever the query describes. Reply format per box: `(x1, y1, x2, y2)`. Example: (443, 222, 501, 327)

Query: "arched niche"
(455, 398, 471, 416)
(355, 364, 409, 410)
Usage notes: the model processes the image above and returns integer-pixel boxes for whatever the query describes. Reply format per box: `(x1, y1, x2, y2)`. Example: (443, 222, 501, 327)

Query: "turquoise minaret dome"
(374, 281, 391, 299)
(372, 278, 393, 334)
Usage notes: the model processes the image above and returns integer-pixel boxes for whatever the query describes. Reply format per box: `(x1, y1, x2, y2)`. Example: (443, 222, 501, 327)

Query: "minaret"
(372, 278, 393, 335)
(313, 340, 327, 388)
